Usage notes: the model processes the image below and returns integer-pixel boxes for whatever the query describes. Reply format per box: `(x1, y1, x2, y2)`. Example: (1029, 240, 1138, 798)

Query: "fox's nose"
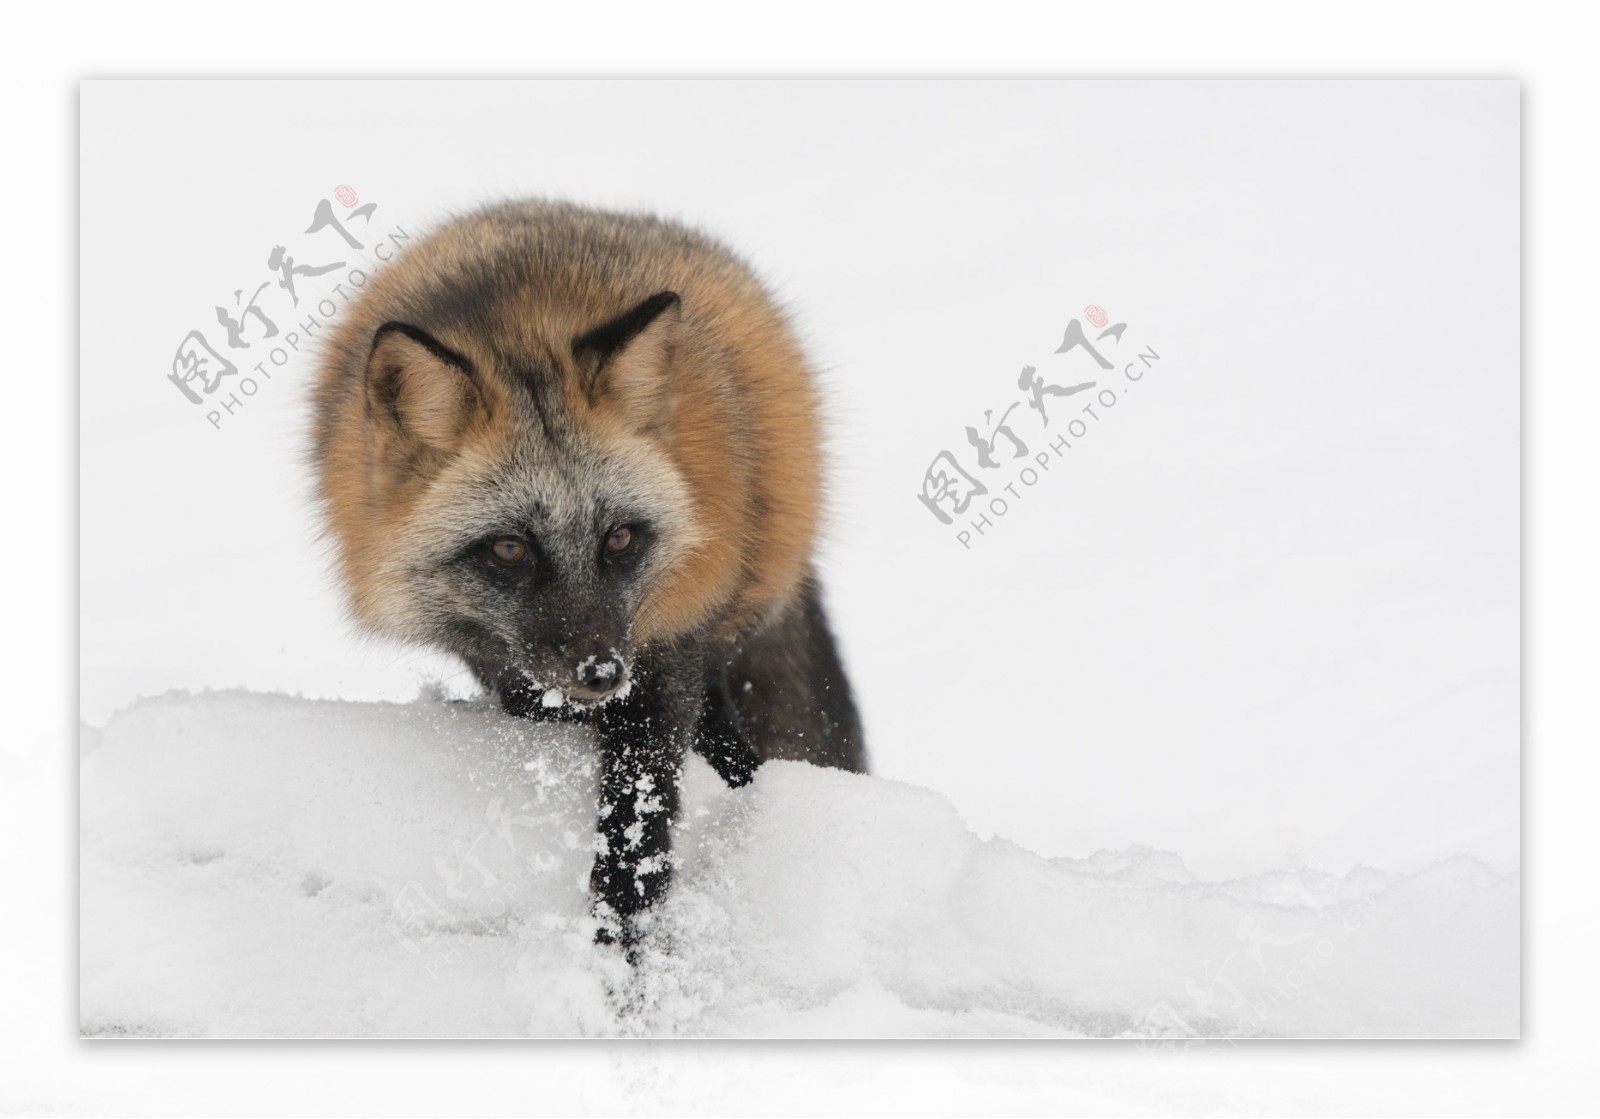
(575, 653, 626, 696)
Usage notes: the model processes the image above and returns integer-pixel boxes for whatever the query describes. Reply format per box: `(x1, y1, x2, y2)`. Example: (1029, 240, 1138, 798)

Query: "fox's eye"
(490, 535, 529, 564)
(604, 526, 634, 555)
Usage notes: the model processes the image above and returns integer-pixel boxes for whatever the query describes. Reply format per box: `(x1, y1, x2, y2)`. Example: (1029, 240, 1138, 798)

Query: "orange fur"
(310, 201, 823, 648)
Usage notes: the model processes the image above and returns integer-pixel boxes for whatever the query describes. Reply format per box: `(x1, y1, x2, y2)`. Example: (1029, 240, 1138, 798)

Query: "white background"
(7, 0, 1597, 1114)
(81, 79, 1516, 882)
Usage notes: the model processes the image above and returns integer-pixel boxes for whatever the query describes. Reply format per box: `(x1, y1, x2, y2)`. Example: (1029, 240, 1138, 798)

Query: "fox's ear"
(572, 291, 681, 423)
(365, 323, 482, 449)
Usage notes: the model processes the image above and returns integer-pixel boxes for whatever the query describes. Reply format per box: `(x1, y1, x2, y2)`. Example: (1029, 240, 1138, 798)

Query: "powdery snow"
(79, 690, 1518, 1038)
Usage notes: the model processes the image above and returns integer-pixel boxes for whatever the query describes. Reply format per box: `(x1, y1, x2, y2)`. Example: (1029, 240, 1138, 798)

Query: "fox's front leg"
(589, 646, 701, 956)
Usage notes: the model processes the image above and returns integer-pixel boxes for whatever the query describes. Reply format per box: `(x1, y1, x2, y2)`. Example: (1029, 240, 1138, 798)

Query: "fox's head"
(330, 290, 712, 707)
(314, 204, 825, 708)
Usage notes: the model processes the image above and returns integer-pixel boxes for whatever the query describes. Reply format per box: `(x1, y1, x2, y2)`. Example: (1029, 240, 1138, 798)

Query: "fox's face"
(344, 293, 706, 707)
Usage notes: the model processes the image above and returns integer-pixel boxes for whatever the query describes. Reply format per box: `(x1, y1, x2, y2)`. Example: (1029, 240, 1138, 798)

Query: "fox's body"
(310, 200, 863, 949)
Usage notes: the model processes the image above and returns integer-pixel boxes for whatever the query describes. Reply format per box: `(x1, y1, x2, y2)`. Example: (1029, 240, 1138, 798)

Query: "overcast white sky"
(80, 79, 1518, 879)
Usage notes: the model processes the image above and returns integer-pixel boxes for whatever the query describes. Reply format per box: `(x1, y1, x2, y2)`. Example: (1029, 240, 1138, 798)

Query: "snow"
(79, 690, 1518, 1038)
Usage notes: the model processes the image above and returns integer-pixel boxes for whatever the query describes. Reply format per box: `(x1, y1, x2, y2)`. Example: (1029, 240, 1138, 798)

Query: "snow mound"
(79, 690, 1518, 1037)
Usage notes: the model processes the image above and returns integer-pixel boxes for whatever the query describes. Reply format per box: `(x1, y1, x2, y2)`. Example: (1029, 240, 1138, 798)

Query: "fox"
(310, 200, 865, 954)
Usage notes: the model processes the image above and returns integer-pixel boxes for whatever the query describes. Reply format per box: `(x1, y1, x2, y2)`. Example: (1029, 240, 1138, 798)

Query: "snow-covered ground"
(79, 690, 1517, 1038)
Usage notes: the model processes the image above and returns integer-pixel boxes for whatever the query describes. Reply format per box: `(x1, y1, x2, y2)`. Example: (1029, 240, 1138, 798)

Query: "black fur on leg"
(587, 646, 701, 953)
(723, 575, 868, 774)
(691, 657, 761, 788)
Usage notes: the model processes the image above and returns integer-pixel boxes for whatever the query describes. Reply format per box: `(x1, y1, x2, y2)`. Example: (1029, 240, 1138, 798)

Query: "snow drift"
(79, 690, 1518, 1038)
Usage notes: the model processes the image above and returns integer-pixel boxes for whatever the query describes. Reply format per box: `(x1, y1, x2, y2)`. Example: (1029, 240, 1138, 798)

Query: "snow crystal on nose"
(577, 653, 618, 679)
(541, 687, 565, 708)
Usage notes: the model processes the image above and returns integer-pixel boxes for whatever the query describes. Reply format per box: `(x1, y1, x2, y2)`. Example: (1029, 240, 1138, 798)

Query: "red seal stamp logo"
(1084, 304, 1109, 329)
(334, 184, 359, 208)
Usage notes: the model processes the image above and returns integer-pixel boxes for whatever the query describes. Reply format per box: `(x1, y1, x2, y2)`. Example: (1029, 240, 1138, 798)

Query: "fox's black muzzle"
(575, 652, 627, 698)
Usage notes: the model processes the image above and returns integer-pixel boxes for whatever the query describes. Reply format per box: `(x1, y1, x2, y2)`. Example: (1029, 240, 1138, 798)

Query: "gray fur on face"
(363, 403, 701, 701)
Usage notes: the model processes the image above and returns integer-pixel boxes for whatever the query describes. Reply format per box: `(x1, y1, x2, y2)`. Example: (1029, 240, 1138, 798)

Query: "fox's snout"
(573, 651, 627, 700)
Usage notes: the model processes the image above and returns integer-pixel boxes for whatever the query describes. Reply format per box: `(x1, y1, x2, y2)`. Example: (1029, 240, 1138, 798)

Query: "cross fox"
(310, 200, 865, 953)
